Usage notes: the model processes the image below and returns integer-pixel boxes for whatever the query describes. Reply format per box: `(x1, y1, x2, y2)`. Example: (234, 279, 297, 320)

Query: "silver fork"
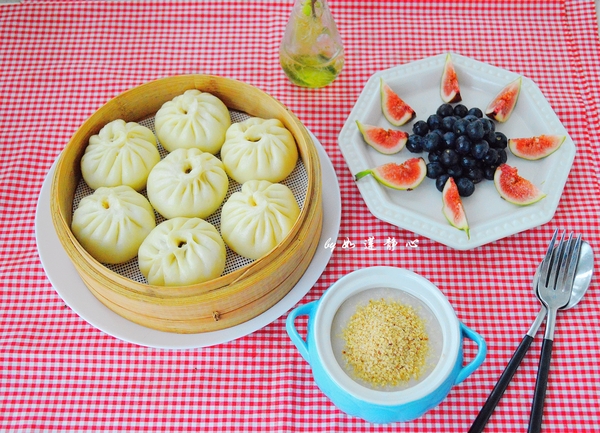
(527, 231, 582, 433)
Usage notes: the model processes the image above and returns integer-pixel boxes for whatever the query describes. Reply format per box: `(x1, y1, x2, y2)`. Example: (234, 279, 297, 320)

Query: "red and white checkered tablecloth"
(1, 0, 600, 431)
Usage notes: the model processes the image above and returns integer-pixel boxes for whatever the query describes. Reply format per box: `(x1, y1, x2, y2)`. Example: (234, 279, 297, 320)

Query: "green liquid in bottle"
(279, 50, 344, 88)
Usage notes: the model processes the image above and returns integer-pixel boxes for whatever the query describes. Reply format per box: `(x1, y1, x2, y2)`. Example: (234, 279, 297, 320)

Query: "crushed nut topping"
(341, 298, 429, 387)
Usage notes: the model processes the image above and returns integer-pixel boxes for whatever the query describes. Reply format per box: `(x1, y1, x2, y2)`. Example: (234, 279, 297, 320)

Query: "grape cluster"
(406, 103, 508, 197)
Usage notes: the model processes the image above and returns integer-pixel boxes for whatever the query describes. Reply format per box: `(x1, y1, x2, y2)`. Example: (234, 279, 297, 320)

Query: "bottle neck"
(295, 0, 330, 19)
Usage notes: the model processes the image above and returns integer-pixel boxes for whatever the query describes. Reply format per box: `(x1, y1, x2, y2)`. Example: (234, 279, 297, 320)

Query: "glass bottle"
(279, 0, 344, 88)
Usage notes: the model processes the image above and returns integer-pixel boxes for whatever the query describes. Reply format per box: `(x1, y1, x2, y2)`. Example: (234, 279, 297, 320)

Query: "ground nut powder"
(341, 298, 430, 388)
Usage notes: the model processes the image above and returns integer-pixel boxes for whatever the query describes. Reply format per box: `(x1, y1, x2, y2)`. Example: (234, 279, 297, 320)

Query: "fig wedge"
(485, 77, 522, 122)
(355, 157, 426, 190)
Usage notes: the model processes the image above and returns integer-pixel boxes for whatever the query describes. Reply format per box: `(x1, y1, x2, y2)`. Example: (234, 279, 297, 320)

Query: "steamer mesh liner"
(72, 109, 309, 284)
(331, 288, 444, 392)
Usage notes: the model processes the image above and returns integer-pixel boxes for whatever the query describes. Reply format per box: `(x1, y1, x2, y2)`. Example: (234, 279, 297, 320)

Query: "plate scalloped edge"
(35, 132, 341, 349)
(338, 53, 576, 250)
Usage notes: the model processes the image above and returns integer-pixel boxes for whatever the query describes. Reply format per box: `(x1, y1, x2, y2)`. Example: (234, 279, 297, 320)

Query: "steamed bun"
(154, 89, 231, 154)
(220, 117, 298, 184)
(71, 185, 156, 264)
(146, 148, 229, 220)
(220, 180, 300, 260)
(81, 119, 160, 191)
(138, 217, 226, 286)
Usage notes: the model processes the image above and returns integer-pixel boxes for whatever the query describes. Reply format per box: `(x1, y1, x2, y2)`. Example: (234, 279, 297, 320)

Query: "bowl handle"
(454, 322, 487, 385)
(285, 301, 318, 363)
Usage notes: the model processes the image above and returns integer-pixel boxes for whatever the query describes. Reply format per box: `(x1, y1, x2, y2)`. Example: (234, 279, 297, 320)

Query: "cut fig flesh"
(442, 177, 469, 238)
(508, 134, 566, 160)
(441, 53, 462, 103)
(494, 164, 546, 205)
(355, 157, 426, 190)
(356, 121, 408, 154)
(380, 78, 416, 126)
(485, 77, 522, 123)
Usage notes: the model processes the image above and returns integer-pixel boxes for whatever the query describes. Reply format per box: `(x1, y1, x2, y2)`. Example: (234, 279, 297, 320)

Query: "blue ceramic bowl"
(286, 266, 486, 424)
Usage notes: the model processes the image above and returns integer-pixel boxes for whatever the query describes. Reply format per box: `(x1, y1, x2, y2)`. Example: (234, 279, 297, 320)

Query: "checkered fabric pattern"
(1, 0, 599, 431)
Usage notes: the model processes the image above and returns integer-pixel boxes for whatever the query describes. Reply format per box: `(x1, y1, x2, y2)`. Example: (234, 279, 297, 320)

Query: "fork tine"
(541, 229, 567, 290)
(539, 229, 559, 286)
(548, 232, 571, 291)
(558, 234, 582, 296)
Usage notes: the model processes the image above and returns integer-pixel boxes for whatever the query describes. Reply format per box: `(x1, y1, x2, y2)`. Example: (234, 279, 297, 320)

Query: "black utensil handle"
(468, 334, 534, 433)
(528, 338, 554, 433)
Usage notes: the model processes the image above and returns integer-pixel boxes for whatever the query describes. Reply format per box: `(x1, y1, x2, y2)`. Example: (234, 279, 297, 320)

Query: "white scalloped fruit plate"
(338, 53, 575, 250)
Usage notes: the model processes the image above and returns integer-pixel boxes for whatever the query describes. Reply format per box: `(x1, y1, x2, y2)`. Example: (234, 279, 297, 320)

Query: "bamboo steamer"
(50, 75, 323, 334)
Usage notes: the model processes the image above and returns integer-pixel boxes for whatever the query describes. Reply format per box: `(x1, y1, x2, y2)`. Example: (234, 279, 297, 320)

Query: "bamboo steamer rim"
(50, 74, 322, 302)
(77, 205, 323, 333)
